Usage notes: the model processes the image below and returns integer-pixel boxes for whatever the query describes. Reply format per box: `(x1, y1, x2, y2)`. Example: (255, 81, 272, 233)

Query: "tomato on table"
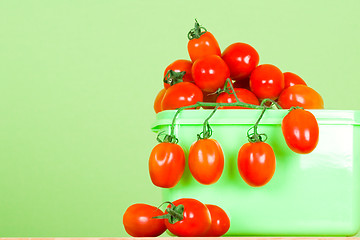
(161, 82, 203, 110)
(216, 87, 259, 109)
(221, 42, 259, 81)
(282, 108, 319, 154)
(283, 72, 307, 88)
(187, 19, 221, 62)
(249, 64, 284, 100)
(238, 142, 276, 187)
(149, 142, 185, 188)
(277, 84, 324, 109)
(163, 59, 193, 89)
(123, 203, 166, 237)
(192, 55, 230, 93)
(204, 204, 230, 237)
(155, 198, 212, 237)
(188, 138, 224, 185)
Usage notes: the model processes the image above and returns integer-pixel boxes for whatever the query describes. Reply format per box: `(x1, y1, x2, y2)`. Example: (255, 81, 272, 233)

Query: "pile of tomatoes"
(124, 19, 325, 237)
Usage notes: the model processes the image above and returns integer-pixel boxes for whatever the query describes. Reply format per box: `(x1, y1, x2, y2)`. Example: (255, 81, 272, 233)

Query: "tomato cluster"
(123, 198, 230, 237)
(154, 20, 324, 113)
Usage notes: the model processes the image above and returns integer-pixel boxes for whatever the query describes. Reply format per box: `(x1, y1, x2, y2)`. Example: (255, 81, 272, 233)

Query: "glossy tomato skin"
(188, 32, 221, 62)
(249, 64, 284, 100)
(123, 203, 166, 237)
(282, 109, 319, 154)
(238, 142, 276, 187)
(192, 55, 230, 93)
(222, 42, 259, 81)
(204, 204, 230, 237)
(283, 72, 307, 88)
(149, 142, 185, 188)
(188, 138, 224, 185)
(165, 198, 211, 237)
(154, 88, 166, 113)
(277, 85, 324, 109)
(161, 82, 203, 110)
(216, 88, 259, 109)
(164, 59, 193, 89)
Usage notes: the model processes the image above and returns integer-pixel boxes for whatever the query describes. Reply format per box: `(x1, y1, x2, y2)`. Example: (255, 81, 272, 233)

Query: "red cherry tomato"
(188, 31, 221, 62)
(161, 82, 203, 110)
(283, 72, 307, 88)
(123, 203, 166, 237)
(204, 204, 230, 237)
(216, 88, 259, 109)
(149, 142, 185, 188)
(277, 85, 324, 109)
(192, 55, 230, 93)
(238, 142, 276, 187)
(163, 60, 193, 89)
(165, 198, 211, 237)
(154, 88, 166, 113)
(282, 108, 319, 154)
(222, 42, 259, 81)
(249, 64, 284, 100)
(188, 138, 224, 185)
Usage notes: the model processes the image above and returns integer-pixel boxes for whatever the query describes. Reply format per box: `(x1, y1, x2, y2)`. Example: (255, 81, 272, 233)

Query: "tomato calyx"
(153, 201, 184, 224)
(156, 131, 178, 144)
(289, 106, 304, 112)
(187, 19, 207, 40)
(163, 70, 185, 86)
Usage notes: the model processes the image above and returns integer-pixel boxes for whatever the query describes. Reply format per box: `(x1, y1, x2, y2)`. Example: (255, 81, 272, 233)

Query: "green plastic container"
(151, 109, 360, 236)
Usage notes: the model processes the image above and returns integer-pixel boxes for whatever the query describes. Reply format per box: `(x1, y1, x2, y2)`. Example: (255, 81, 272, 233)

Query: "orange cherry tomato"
(161, 82, 203, 110)
(277, 85, 324, 109)
(216, 88, 259, 109)
(154, 88, 166, 113)
(282, 108, 319, 154)
(188, 138, 224, 185)
(238, 142, 276, 187)
(204, 204, 230, 237)
(188, 31, 221, 62)
(163, 59, 193, 89)
(149, 142, 185, 188)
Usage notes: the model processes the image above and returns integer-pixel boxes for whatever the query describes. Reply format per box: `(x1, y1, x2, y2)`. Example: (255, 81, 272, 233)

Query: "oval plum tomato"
(163, 60, 193, 89)
(188, 138, 224, 185)
(204, 204, 230, 237)
(154, 88, 166, 113)
(221, 42, 259, 81)
(249, 64, 284, 100)
(283, 72, 307, 88)
(282, 108, 319, 154)
(149, 142, 185, 188)
(216, 88, 259, 109)
(161, 82, 203, 110)
(123, 203, 166, 237)
(277, 85, 324, 109)
(192, 55, 230, 93)
(187, 20, 220, 62)
(238, 142, 276, 187)
(164, 198, 211, 237)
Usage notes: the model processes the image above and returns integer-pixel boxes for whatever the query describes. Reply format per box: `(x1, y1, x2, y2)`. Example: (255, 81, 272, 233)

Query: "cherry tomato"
(154, 88, 166, 113)
(163, 60, 193, 89)
(204, 204, 230, 237)
(283, 72, 307, 88)
(282, 108, 319, 154)
(188, 138, 224, 185)
(277, 85, 324, 109)
(161, 82, 203, 110)
(221, 42, 259, 81)
(249, 64, 284, 100)
(192, 55, 230, 93)
(123, 203, 166, 237)
(149, 142, 185, 188)
(238, 142, 276, 187)
(216, 88, 259, 109)
(165, 198, 211, 237)
(188, 31, 221, 62)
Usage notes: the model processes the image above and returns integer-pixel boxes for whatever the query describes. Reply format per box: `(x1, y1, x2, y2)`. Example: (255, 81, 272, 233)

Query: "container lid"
(151, 109, 360, 131)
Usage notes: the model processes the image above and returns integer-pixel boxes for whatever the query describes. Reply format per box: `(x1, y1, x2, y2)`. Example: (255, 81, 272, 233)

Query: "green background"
(0, 0, 359, 237)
